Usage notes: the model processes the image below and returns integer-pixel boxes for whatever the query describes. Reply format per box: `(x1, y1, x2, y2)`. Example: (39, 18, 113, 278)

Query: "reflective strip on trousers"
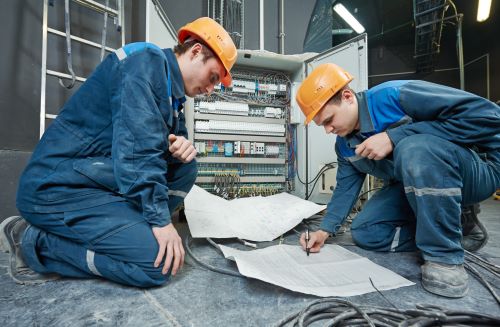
(390, 227, 401, 252)
(404, 186, 461, 197)
(86, 250, 102, 276)
(168, 190, 188, 198)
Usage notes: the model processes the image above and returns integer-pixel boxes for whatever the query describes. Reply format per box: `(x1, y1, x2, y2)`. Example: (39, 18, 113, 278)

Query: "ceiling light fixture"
(333, 3, 365, 34)
(477, 0, 491, 22)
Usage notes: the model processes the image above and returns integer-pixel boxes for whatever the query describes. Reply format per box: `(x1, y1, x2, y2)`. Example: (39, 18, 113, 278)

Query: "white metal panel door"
(296, 34, 368, 204)
(145, 0, 177, 49)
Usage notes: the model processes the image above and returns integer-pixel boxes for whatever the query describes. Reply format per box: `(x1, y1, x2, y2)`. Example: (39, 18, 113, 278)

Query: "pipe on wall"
(259, 0, 264, 50)
(278, 0, 285, 54)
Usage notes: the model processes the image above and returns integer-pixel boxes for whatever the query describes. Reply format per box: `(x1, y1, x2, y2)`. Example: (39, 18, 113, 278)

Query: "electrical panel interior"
(192, 68, 295, 199)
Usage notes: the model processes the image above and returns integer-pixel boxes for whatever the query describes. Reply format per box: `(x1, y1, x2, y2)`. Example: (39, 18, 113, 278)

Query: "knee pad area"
(351, 223, 395, 251)
(137, 266, 171, 288)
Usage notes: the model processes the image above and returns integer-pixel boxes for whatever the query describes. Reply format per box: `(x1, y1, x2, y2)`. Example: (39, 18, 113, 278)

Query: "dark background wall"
(1, 0, 498, 219)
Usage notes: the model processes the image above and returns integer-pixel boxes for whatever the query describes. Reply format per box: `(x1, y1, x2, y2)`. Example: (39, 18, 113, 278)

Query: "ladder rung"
(45, 114, 58, 120)
(414, 4, 446, 18)
(48, 28, 116, 52)
(72, 0, 118, 17)
(47, 69, 87, 82)
(414, 51, 439, 58)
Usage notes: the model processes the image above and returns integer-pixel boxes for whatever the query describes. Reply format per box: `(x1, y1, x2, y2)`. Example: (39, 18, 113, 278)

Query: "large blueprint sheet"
(184, 185, 326, 242)
(220, 244, 415, 297)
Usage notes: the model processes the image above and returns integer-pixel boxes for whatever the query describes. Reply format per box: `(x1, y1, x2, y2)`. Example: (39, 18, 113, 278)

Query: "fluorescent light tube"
(477, 0, 491, 22)
(333, 3, 365, 34)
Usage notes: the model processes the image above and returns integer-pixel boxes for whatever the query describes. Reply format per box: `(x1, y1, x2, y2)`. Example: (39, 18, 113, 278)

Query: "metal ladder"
(413, 0, 447, 73)
(413, 0, 464, 80)
(40, 0, 125, 138)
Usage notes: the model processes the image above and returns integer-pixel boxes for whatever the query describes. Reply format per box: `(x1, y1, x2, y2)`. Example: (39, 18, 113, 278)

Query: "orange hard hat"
(178, 17, 237, 87)
(296, 63, 353, 125)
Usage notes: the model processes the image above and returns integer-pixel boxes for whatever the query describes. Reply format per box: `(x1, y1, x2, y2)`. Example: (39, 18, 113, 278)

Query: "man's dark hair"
(328, 85, 353, 105)
(173, 39, 216, 63)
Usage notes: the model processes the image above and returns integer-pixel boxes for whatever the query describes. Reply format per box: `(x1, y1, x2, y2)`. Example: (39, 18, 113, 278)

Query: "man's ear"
(189, 43, 203, 59)
(341, 89, 354, 103)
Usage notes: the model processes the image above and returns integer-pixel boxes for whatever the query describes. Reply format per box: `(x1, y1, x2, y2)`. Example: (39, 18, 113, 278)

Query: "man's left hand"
(355, 132, 393, 160)
(168, 134, 197, 163)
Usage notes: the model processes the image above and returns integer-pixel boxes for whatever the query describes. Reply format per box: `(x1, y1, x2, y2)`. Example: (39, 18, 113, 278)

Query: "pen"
(305, 228, 310, 256)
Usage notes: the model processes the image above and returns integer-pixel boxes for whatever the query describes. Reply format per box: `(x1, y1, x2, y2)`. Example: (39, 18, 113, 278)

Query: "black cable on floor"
(184, 235, 244, 278)
(273, 297, 500, 327)
(464, 250, 500, 305)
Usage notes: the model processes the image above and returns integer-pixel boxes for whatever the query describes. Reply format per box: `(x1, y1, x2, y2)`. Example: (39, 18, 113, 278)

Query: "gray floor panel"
(1, 199, 499, 326)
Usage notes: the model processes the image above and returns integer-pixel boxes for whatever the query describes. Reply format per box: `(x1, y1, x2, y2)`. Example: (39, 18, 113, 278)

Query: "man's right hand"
(152, 223, 185, 276)
(300, 230, 330, 254)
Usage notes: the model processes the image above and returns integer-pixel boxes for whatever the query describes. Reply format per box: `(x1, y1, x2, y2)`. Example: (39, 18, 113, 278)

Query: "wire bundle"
(464, 250, 500, 304)
(295, 161, 337, 200)
(274, 297, 500, 327)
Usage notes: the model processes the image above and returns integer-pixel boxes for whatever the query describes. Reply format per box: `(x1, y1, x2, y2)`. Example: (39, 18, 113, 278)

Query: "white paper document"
(219, 244, 415, 297)
(184, 185, 326, 242)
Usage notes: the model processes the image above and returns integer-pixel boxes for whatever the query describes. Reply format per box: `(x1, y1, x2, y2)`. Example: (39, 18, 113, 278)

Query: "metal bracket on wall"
(39, 0, 125, 138)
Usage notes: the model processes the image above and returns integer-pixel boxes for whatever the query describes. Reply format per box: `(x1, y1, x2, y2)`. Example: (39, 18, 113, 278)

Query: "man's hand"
(355, 132, 393, 160)
(300, 230, 330, 253)
(168, 134, 197, 163)
(152, 223, 185, 275)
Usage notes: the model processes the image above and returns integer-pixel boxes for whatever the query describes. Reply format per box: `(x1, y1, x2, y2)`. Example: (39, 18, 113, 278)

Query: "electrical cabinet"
(146, 6, 368, 203)
(186, 64, 296, 198)
(184, 34, 368, 202)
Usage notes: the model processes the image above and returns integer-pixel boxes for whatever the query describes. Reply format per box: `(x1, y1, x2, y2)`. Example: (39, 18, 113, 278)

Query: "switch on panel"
(319, 164, 337, 194)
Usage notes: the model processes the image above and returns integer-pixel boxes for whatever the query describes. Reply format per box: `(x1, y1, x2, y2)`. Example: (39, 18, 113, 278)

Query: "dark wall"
(368, 1, 500, 103)
(0, 0, 131, 220)
(0, 1, 497, 220)
(0, 0, 43, 151)
(0, 0, 132, 152)
(2, 0, 497, 154)
(158, 0, 315, 54)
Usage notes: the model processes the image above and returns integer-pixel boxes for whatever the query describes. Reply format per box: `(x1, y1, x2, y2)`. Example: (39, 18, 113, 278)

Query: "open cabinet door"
(296, 34, 368, 204)
(145, 0, 177, 48)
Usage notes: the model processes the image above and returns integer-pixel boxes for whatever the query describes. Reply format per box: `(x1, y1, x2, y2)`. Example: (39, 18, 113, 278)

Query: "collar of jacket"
(342, 91, 376, 147)
(162, 48, 186, 103)
(355, 91, 375, 134)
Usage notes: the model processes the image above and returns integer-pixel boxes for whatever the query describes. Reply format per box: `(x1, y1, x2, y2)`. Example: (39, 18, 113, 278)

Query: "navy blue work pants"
(351, 135, 499, 265)
(20, 160, 197, 287)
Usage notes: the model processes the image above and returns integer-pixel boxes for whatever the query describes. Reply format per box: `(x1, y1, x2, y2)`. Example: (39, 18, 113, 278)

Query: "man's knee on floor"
(351, 221, 400, 251)
(351, 224, 387, 249)
(133, 265, 171, 288)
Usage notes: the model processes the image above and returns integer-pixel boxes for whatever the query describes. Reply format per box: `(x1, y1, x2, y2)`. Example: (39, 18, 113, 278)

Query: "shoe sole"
(422, 276, 468, 298)
(0, 216, 21, 253)
(0, 216, 59, 285)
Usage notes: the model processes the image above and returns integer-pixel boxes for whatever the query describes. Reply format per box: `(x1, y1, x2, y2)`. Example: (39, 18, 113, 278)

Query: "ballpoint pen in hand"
(305, 228, 310, 256)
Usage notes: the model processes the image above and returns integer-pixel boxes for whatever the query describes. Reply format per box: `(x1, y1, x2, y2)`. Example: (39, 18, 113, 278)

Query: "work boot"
(0, 216, 59, 284)
(461, 204, 488, 252)
(421, 261, 468, 298)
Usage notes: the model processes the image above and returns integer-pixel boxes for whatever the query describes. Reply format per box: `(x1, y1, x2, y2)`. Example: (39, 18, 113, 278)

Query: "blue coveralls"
(16, 43, 197, 287)
(320, 80, 500, 265)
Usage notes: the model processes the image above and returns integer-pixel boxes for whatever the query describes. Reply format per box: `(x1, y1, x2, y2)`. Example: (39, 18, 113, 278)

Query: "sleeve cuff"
(144, 205, 171, 227)
(386, 128, 406, 147)
(319, 219, 343, 236)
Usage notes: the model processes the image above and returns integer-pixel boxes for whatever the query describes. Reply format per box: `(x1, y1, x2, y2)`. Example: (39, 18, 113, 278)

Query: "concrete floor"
(1, 198, 499, 326)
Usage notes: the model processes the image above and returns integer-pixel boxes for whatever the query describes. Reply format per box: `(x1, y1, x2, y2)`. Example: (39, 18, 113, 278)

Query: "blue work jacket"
(320, 80, 500, 234)
(17, 43, 188, 227)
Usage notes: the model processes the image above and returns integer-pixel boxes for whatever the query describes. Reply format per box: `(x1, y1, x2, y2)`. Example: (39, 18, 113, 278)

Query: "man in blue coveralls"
(296, 63, 499, 298)
(1, 17, 237, 287)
